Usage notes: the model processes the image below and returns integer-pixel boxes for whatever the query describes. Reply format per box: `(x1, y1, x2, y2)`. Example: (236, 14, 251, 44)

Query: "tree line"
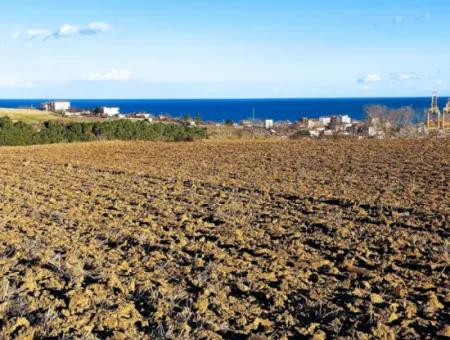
(0, 117, 207, 146)
(364, 105, 423, 128)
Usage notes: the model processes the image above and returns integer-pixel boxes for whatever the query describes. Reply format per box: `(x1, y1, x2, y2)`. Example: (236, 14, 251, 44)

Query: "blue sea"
(0, 98, 442, 122)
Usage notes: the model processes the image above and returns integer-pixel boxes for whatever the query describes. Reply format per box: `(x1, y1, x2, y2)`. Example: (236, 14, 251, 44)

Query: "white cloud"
(89, 69, 131, 81)
(357, 74, 382, 84)
(11, 22, 112, 41)
(53, 22, 112, 38)
(81, 22, 112, 35)
(54, 24, 79, 38)
(390, 72, 418, 81)
(27, 28, 51, 39)
(394, 13, 433, 24)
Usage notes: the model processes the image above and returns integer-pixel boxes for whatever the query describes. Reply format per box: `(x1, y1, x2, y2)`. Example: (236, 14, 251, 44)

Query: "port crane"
(443, 98, 450, 128)
(426, 91, 442, 129)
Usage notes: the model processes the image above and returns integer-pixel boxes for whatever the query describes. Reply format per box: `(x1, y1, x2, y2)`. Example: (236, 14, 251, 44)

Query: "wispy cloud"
(53, 22, 112, 38)
(89, 69, 131, 81)
(27, 28, 51, 39)
(373, 12, 432, 26)
(357, 74, 382, 84)
(390, 72, 418, 81)
(13, 22, 112, 41)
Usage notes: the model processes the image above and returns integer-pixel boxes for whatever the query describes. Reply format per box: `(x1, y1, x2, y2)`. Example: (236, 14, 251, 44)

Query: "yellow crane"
(427, 91, 442, 129)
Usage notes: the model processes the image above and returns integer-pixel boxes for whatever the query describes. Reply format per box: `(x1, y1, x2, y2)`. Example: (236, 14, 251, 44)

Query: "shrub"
(0, 117, 207, 146)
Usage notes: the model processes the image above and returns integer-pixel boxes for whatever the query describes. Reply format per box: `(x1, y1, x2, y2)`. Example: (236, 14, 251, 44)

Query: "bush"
(0, 117, 207, 146)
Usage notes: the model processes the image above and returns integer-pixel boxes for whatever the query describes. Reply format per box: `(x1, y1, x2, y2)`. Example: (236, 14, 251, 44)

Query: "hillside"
(0, 107, 59, 124)
(0, 107, 108, 125)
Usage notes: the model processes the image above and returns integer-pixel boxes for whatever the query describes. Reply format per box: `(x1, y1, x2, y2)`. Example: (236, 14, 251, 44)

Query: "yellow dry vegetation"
(0, 139, 448, 338)
(0, 107, 107, 125)
(0, 108, 59, 124)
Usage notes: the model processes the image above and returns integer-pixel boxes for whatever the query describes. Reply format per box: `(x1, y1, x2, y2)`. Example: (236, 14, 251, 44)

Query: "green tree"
(0, 118, 207, 147)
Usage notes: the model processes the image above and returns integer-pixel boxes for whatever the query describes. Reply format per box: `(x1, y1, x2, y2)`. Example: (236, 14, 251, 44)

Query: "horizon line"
(0, 95, 447, 101)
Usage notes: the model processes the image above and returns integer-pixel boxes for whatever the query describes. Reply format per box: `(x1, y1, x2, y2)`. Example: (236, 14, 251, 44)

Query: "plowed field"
(0, 139, 449, 339)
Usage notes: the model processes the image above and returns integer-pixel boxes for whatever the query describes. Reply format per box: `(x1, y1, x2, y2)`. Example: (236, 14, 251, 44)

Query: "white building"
(42, 101, 71, 112)
(98, 107, 120, 117)
(135, 113, 151, 119)
(131, 113, 154, 121)
(341, 115, 351, 124)
(241, 119, 253, 127)
(264, 119, 274, 129)
(319, 117, 331, 126)
(305, 119, 321, 128)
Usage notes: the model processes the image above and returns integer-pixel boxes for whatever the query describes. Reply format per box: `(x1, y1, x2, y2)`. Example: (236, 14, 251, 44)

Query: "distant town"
(38, 92, 450, 140)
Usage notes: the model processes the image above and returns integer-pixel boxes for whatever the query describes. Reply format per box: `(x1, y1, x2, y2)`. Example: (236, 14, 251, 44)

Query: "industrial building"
(443, 99, 450, 128)
(41, 100, 71, 113)
(264, 119, 274, 130)
(427, 92, 450, 129)
(96, 107, 120, 117)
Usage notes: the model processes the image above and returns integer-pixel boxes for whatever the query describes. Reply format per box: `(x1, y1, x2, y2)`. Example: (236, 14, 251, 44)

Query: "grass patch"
(0, 108, 59, 124)
(0, 108, 109, 125)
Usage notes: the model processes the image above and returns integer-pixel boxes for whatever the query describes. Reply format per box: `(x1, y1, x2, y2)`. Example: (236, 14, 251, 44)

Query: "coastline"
(0, 97, 441, 122)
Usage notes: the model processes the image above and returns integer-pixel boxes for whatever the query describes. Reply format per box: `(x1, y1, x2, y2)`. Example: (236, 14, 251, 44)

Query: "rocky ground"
(0, 139, 448, 339)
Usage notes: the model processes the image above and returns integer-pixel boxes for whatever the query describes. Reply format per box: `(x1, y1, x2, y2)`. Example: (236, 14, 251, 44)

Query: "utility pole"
(251, 107, 256, 139)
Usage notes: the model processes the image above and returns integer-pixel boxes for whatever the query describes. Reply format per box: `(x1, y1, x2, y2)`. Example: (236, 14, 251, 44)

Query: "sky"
(0, 0, 449, 98)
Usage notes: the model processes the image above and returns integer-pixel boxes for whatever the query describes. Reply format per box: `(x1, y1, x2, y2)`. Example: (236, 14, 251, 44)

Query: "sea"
(0, 98, 442, 123)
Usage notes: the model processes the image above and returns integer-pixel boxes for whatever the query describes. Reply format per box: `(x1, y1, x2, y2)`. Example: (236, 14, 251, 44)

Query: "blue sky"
(0, 0, 449, 98)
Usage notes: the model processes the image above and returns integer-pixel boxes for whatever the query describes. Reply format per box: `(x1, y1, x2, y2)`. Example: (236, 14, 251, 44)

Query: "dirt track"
(0, 139, 449, 338)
